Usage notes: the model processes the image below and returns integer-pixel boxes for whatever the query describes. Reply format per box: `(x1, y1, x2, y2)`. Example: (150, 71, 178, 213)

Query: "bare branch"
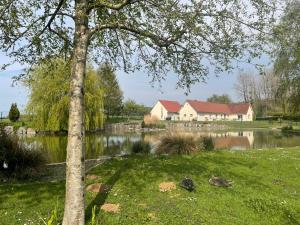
(40, 0, 66, 35)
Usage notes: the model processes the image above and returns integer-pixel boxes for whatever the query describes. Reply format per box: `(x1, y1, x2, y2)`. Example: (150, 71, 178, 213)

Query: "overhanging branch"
(89, 23, 185, 48)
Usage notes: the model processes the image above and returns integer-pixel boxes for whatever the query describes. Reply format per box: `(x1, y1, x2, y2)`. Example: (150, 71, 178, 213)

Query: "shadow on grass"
(85, 159, 131, 223)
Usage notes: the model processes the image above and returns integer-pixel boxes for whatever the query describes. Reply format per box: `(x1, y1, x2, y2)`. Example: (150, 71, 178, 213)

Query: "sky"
(0, 52, 271, 116)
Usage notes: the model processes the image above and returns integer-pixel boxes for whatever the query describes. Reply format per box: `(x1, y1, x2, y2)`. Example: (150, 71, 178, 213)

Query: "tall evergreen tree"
(0, 0, 278, 223)
(8, 103, 20, 122)
(98, 64, 123, 118)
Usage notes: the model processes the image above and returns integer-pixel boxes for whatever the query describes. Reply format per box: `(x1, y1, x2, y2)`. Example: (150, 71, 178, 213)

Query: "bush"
(141, 115, 166, 129)
(281, 125, 293, 132)
(201, 137, 214, 151)
(143, 114, 159, 125)
(0, 129, 46, 179)
(156, 133, 198, 155)
(131, 140, 151, 154)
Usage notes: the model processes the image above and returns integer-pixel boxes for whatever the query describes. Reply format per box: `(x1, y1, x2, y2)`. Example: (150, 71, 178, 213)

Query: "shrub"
(281, 125, 293, 132)
(0, 129, 46, 179)
(201, 137, 214, 151)
(131, 140, 151, 154)
(156, 133, 198, 155)
(142, 115, 165, 129)
(8, 103, 20, 122)
(143, 114, 159, 125)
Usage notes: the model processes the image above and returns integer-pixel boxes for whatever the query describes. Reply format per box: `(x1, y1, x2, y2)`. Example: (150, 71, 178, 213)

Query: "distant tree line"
(233, 1, 300, 118)
(234, 69, 280, 117)
(207, 94, 232, 104)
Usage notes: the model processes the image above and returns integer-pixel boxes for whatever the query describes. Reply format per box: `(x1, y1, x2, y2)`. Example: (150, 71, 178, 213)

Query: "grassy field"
(1, 148, 300, 225)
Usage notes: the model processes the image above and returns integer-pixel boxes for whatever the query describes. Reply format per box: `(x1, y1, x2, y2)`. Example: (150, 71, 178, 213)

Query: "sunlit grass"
(0, 148, 300, 225)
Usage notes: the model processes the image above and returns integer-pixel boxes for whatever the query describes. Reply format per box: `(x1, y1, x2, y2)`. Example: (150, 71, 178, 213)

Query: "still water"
(22, 130, 300, 163)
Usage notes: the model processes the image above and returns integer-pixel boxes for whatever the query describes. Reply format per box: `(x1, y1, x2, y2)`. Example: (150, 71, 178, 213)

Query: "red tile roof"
(186, 100, 250, 114)
(159, 100, 181, 113)
(228, 103, 251, 114)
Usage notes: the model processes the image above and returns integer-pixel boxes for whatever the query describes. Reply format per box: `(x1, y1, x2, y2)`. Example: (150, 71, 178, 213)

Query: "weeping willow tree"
(24, 58, 104, 131)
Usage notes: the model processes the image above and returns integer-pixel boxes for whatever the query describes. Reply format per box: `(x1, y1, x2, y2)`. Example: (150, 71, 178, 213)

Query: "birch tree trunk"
(63, 1, 89, 224)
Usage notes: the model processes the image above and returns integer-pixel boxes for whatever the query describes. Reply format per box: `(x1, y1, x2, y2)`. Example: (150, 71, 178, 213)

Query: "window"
(190, 114, 193, 117)
(184, 114, 186, 117)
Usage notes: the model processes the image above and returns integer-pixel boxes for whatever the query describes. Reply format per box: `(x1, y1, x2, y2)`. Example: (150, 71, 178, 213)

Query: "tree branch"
(0, 0, 15, 19)
(88, 0, 139, 12)
(89, 23, 185, 48)
(40, 0, 66, 35)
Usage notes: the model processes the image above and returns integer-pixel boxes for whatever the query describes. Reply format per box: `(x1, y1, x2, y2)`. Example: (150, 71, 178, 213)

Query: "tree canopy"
(8, 103, 20, 122)
(1, 0, 277, 89)
(207, 94, 232, 104)
(272, 0, 300, 112)
(123, 99, 150, 117)
(98, 63, 123, 118)
(24, 58, 104, 131)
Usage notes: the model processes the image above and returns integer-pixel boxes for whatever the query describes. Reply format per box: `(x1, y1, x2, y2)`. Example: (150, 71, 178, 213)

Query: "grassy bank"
(1, 148, 300, 225)
(214, 120, 300, 130)
(0, 118, 32, 129)
(164, 120, 300, 130)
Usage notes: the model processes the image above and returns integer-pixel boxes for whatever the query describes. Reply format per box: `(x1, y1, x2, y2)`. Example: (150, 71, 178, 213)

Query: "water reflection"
(23, 130, 300, 163)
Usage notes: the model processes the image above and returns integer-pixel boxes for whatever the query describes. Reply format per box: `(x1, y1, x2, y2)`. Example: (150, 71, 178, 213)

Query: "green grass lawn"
(1, 148, 300, 225)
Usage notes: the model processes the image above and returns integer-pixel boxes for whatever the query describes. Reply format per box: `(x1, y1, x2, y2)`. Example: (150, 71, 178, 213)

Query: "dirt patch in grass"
(86, 183, 111, 193)
(100, 203, 120, 213)
(159, 182, 176, 192)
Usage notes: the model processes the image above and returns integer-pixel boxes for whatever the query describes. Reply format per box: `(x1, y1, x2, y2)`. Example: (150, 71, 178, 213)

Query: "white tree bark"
(63, 1, 89, 224)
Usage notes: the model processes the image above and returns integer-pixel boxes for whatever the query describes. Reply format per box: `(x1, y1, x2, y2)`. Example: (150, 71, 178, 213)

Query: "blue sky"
(0, 52, 271, 115)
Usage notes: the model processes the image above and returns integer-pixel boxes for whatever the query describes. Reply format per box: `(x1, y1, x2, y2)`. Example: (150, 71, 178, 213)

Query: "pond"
(21, 129, 300, 163)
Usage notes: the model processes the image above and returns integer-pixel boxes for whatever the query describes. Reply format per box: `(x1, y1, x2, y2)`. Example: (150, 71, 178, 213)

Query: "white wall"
(227, 106, 253, 122)
(153, 101, 253, 122)
(150, 101, 179, 120)
(179, 102, 198, 121)
(150, 101, 168, 120)
(197, 113, 227, 121)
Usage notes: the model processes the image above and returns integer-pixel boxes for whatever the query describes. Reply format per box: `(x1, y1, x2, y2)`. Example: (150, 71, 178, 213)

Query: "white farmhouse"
(150, 100, 181, 120)
(179, 100, 253, 121)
